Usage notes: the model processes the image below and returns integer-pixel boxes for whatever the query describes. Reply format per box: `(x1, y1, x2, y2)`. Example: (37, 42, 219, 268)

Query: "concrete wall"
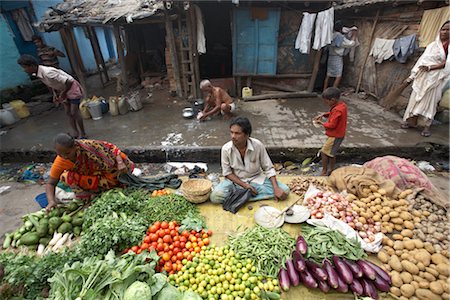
(0, 16, 31, 89)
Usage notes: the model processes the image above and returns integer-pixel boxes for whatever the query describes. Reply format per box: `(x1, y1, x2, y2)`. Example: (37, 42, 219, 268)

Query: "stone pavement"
(0, 91, 448, 163)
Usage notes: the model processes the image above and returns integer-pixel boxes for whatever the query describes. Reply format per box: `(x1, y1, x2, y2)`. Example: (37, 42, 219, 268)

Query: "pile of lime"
(169, 245, 281, 300)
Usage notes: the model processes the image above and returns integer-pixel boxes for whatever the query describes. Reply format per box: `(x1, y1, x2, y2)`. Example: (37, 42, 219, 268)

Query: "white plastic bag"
(307, 213, 383, 253)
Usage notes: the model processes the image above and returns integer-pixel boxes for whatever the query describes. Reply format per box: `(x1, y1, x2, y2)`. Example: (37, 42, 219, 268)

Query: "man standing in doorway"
(32, 35, 66, 69)
(17, 55, 87, 139)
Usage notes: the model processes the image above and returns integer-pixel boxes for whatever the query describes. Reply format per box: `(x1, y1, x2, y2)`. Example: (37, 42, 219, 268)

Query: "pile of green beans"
(227, 225, 295, 277)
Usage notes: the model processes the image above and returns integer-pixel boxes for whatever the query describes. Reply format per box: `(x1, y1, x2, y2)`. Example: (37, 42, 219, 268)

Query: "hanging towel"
(11, 8, 34, 41)
(312, 7, 334, 50)
(370, 38, 395, 63)
(419, 7, 450, 48)
(295, 12, 317, 54)
(343, 26, 359, 62)
(194, 4, 206, 54)
(393, 34, 418, 63)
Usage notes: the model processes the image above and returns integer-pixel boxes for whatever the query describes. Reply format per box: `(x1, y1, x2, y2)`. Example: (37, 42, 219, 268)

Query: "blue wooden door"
(233, 8, 280, 75)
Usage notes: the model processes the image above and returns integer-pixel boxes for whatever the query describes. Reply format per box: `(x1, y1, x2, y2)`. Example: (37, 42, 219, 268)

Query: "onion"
(348, 222, 355, 228)
(316, 212, 323, 218)
(359, 231, 367, 238)
(345, 216, 353, 222)
(364, 238, 370, 243)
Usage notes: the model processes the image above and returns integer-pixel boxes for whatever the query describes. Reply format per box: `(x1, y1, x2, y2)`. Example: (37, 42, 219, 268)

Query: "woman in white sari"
(402, 21, 449, 137)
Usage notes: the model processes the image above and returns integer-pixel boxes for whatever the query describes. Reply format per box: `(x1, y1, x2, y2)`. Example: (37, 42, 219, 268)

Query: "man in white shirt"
(210, 117, 289, 203)
(18, 55, 87, 139)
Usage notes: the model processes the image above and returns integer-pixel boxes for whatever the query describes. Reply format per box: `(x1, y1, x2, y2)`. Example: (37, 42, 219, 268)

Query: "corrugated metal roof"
(334, 0, 393, 10)
(38, 0, 165, 31)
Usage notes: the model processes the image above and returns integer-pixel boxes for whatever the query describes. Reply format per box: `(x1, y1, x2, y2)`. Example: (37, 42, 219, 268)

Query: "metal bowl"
(182, 107, 195, 119)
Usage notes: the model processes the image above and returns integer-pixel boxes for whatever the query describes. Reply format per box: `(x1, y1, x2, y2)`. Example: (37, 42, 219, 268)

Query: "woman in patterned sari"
(45, 133, 134, 211)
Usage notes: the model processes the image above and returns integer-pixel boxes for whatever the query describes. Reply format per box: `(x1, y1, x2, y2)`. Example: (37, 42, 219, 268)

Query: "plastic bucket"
(9, 100, 30, 118)
(35, 193, 48, 208)
(87, 102, 103, 120)
(242, 87, 253, 98)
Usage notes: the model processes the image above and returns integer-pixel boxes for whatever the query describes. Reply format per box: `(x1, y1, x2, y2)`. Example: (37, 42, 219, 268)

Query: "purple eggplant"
(318, 280, 330, 293)
(349, 279, 364, 296)
(292, 250, 306, 272)
(296, 236, 308, 255)
(363, 260, 391, 285)
(285, 259, 300, 286)
(372, 275, 390, 292)
(332, 256, 353, 284)
(299, 268, 318, 289)
(335, 274, 349, 293)
(322, 259, 339, 289)
(306, 260, 328, 282)
(361, 278, 379, 300)
(357, 260, 376, 280)
(343, 258, 363, 278)
(278, 268, 290, 291)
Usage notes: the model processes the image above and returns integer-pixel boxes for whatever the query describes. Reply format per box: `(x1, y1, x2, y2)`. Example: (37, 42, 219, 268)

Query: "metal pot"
(182, 107, 195, 119)
(193, 98, 205, 114)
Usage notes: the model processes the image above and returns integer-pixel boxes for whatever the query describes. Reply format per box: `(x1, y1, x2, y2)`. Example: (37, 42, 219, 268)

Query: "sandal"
(400, 123, 415, 129)
(421, 131, 431, 137)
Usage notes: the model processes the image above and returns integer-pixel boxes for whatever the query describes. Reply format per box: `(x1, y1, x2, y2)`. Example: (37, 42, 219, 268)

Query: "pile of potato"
(379, 235, 449, 300)
(410, 194, 449, 252)
(346, 187, 417, 238)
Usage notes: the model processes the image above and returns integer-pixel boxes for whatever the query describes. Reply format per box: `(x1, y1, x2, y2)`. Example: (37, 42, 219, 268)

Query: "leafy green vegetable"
(147, 194, 201, 225)
(300, 224, 367, 263)
(155, 284, 182, 300)
(123, 281, 152, 300)
(179, 212, 207, 233)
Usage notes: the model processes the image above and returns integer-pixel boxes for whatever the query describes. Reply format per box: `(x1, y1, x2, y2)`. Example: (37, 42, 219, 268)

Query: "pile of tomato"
(126, 221, 213, 274)
(151, 189, 171, 197)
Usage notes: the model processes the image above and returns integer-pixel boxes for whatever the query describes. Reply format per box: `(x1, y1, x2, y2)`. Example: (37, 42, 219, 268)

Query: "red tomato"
(159, 258, 165, 266)
(207, 229, 213, 236)
(150, 234, 158, 242)
(137, 249, 142, 254)
(182, 231, 190, 238)
(189, 236, 197, 243)
(164, 229, 171, 235)
(151, 242, 158, 248)
(173, 247, 180, 255)
(170, 230, 177, 237)
(144, 236, 151, 244)
(141, 243, 149, 250)
(187, 254, 193, 261)
(175, 226, 180, 231)
(190, 230, 196, 234)
(149, 225, 158, 233)
(180, 242, 186, 249)
(169, 221, 175, 227)
(161, 221, 169, 229)
(168, 224, 175, 230)
(197, 237, 202, 243)
(164, 245, 170, 252)
(202, 233, 209, 239)
(183, 251, 189, 258)
(176, 252, 183, 260)
(203, 238, 210, 245)
(157, 238, 163, 244)
(195, 233, 201, 238)
(171, 256, 177, 263)
(131, 246, 139, 253)
(153, 221, 161, 230)
(162, 235, 172, 243)
(173, 241, 181, 248)
(156, 243, 164, 252)
(173, 236, 180, 242)
(162, 253, 171, 261)
(198, 241, 204, 247)
(158, 230, 165, 238)
(179, 236, 187, 243)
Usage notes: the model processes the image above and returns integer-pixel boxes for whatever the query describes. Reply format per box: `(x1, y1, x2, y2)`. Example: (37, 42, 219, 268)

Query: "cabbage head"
(124, 281, 152, 300)
(154, 284, 181, 300)
(181, 291, 202, 300)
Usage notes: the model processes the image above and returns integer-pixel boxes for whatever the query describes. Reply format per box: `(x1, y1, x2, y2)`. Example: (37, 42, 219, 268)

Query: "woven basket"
(181, 179, 212, 196)
(183, 191, 211, 204)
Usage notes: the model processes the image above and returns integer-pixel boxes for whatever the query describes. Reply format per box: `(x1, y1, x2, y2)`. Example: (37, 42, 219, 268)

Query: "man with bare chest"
(198, 80, 236, 121)
(210, 117, 289, 203)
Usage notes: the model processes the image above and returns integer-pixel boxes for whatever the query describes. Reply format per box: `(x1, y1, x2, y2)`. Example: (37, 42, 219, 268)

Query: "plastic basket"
(35, 193, 48, 208)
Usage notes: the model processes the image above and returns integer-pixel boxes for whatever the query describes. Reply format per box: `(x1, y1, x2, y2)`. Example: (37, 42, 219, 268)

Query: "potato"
(390, 211, 400, 218)
(378, 188, 386, 195)
(415, 289, 441, 300)
(423, 211, 431, 217)
(413, 217, 421, 223)
(413, 210, 422, 217)
(392, 218, 404, 225)
(442, 293, 450, 300)
(418, 281, 429, 289)
(402, 260, 419, 274)
(403, 240, 416, 250)
(400, 211, 412, 221)
(401, 253, 410, 260)
(393, 234, 404, 240)
(403, 220, 415, 230)
(386, 226, 394, 233)
(425, 266, 440, 277)
(390, 286, 402, 297)
(431, 253, 447, 265)
(415, 250, 431, 266)
(439, 274, 447, 280)
(400, 229, 413, 238)
(394, 224, 404, 231)
(395, 250, 404, 257)
(411, 281, 420, 290)
(394, 241, 405, 250)
(413, 275, 426, 283)
(430, 281, 444, 295)
(439, 279, 449, 293)
(386, 247, 395, 256)
(391, 271, 403, 287)
(400, 284, 415, 298)
(400, 272, 413, 284)
(436, 263, 449, 276)
(424, 242, 435, 254)
(384, 264, 392, 271)
(390, 256, 403, 272)
(422, 271, 436, 282)
(413, 239, 424, 249)
(377, 250, 389, 263)
(417, 262, 426, 271)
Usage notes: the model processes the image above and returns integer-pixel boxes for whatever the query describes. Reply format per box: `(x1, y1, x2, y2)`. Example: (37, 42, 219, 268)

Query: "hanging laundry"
(194, 4, 206, 54)
(370, 38, 395, 63)
(393, 34, 418, 63)
(295, 12, 317, 54)
(342, 26, 359, 62)
(419, 7, 450, 47)
(312, 7, 334, 50)
(11, 8, 34, 41)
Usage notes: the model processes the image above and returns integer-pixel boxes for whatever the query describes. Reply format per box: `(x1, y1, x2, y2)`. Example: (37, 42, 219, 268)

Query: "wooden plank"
(188, 6, 201, 99)
(235, 73, 312, 78)
(307, 49, 322, 92)
(66, 26, 86, 74)
(356, 10, 380, 93)
(176, 16, 188, 97)
(253, 81, 300, 92)
(113, 25, 128, 92)
(86, 26, 109, 86)
(243, 91, 317, 101)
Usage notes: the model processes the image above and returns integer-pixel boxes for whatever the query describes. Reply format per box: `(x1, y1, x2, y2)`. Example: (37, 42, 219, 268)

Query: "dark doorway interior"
(198, 3, 232, 79)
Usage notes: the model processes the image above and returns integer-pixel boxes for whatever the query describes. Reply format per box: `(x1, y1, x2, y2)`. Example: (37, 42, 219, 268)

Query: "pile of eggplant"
(278, 236, 391, 299)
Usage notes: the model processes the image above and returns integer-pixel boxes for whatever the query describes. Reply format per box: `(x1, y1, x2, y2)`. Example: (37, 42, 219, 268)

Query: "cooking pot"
(182, 107, 195, 119)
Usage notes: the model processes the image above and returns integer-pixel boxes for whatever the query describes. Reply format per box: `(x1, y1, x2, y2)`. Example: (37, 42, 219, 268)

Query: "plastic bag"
(307, 213, 383, 253)
(222, 185, 252, 214)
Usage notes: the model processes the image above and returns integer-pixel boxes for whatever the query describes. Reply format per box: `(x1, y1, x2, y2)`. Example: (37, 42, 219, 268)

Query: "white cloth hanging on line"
(370, 38, 395, 63)
(194, 5, 206, 54)
(295, 12, 317, 54)
(312, 7, 334, 50)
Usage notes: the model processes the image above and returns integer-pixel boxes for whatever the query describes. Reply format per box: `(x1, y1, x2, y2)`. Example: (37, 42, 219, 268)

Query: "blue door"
(233, 8, 280, 75)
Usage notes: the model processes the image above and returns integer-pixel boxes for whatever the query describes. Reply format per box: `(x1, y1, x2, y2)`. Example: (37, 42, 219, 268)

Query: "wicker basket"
(183, 191, 211, 204)
(181, 179, 212, 196)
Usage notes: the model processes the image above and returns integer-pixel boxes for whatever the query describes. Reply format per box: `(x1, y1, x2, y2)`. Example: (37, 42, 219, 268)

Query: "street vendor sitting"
(45, 133, 134, 211)
(210, 117, 289, 203)
(198, 79, 236, 121)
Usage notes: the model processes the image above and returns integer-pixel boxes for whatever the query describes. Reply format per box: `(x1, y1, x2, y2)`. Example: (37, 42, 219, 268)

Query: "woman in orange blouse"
(46, 133, 134, 211)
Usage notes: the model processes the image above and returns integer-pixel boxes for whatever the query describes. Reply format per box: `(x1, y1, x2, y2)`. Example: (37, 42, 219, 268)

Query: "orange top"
(49, 152, 129, 179)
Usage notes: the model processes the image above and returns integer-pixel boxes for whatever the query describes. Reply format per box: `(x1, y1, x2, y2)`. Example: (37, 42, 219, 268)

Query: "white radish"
(49, 232, 62, 246)
(37, 244, 45, 256)
(52, 233, 69, 251)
